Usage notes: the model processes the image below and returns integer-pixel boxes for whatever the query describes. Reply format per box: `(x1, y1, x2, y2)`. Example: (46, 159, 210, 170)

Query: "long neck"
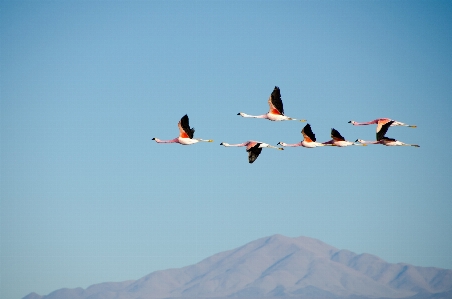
(353, 120, 378, 126)
(239, 112, 268, 119)
(358, 140, 379, 144)
(279, 142, 303, 147)
(222, 142, 249, 147)
(154, 138, 179, 143)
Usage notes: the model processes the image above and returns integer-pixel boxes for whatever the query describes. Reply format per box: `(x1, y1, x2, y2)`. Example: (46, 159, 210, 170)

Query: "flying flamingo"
(277, 123, 327, 148)
(152, 114, 213, 145)
(322, 128, 366, 147)
(348, 118, 416, 133)
(355, 120, 420, 147)
(220, 141, 284, 163)
(237, 86, 306, 121)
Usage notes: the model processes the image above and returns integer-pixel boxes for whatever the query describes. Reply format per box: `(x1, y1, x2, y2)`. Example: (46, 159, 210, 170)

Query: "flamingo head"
(355, 139, 365, 144)
(220, 142, 229, 146)
(348, 120, 356, 125)
(237, 112, 245, 116)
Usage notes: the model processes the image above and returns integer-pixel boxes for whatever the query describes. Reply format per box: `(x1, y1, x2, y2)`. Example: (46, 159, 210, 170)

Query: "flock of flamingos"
(152, 86, 419, 163)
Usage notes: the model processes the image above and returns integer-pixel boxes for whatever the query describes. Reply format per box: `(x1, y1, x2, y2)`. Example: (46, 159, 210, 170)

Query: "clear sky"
(1, 1, 452, 299)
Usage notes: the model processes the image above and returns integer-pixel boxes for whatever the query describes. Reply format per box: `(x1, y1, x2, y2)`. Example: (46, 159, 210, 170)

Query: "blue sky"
(1, 1, 452, 298)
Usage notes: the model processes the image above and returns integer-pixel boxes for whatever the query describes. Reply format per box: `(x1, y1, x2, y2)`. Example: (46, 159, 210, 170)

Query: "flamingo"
(322, 128, 366, 147)
(152, 114, 213, 145)
(355, 120, 420, 147)
(348, 118, 416, 133)
(220, 141, 284, 163)
(237, 86, 306, 121)
(277, 123, 327, 148)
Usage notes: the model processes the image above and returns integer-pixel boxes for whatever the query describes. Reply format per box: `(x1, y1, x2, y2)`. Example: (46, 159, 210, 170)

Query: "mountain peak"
(23, 235, 452, 299)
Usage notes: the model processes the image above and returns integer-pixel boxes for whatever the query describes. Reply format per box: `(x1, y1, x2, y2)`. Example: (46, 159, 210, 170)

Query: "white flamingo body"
(278, 123, 327, 148)
(238, 86, 306, 122)
(152, 115, 213, 145)
(322, 128, 365, 147)
(329, 140, 357, 147)
(238, 112, 295, 121)
(220, 140, 283, 163)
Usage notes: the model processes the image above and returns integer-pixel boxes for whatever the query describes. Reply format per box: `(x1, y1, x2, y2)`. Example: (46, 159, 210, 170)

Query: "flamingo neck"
(153, 138, 179, 143)
(352, 120, 379, 126)
(238, 112, 268, 119)
(281, 142, 303, 147)
(221, 142, 249, 147)
(358, 140, 379, 144)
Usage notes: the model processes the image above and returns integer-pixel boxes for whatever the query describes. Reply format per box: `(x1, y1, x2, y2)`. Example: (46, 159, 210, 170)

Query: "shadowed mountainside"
(23, 234, 452, 299)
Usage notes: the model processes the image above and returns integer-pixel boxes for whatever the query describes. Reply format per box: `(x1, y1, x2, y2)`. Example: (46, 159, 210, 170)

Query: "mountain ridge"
(22, 234, 452, 299)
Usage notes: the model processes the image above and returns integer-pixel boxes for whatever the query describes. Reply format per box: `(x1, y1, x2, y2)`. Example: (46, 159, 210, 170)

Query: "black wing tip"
(377, 120, 395, 140)
(302, 123, 316, 142)
(331, 128, 344, 139)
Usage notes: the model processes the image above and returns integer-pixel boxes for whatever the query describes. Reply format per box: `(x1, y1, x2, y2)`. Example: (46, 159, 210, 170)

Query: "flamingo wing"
(376, 120, 394, 140)
(331, 128, 345, 141)
(178, 114, 195, 139)
(376, 118, 392, 134)
(247, 142, 262, 163)
(267, 86, 284, 115)
(302, 123, 316, 142)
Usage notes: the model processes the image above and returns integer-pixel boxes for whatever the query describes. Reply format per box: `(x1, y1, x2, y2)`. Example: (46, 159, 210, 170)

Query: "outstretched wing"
(267, 86, 284, 115)
(301, 123, 316, 142)
(178, 114, 195, 139)
(376, 118, 392, 134)
(376, 120, 394, 141)
(247, 143, 262, 163)
(331, 128, 345, 141)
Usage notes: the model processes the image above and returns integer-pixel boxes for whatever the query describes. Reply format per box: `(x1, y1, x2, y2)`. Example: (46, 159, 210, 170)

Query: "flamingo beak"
(348, 121, 352, 123)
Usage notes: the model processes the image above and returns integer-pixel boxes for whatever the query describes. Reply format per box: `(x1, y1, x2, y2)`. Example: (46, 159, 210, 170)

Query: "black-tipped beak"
(237, 113, 240, 115)
(355, 139, 358, 142)
(348, 121, 352, 123)
(152, 138, 155, 140)
(220, 142, 223, 145)
(277, 142, 281, 145)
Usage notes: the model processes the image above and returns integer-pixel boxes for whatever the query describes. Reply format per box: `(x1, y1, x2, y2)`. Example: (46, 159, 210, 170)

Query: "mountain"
(23, 234, 452, 299)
